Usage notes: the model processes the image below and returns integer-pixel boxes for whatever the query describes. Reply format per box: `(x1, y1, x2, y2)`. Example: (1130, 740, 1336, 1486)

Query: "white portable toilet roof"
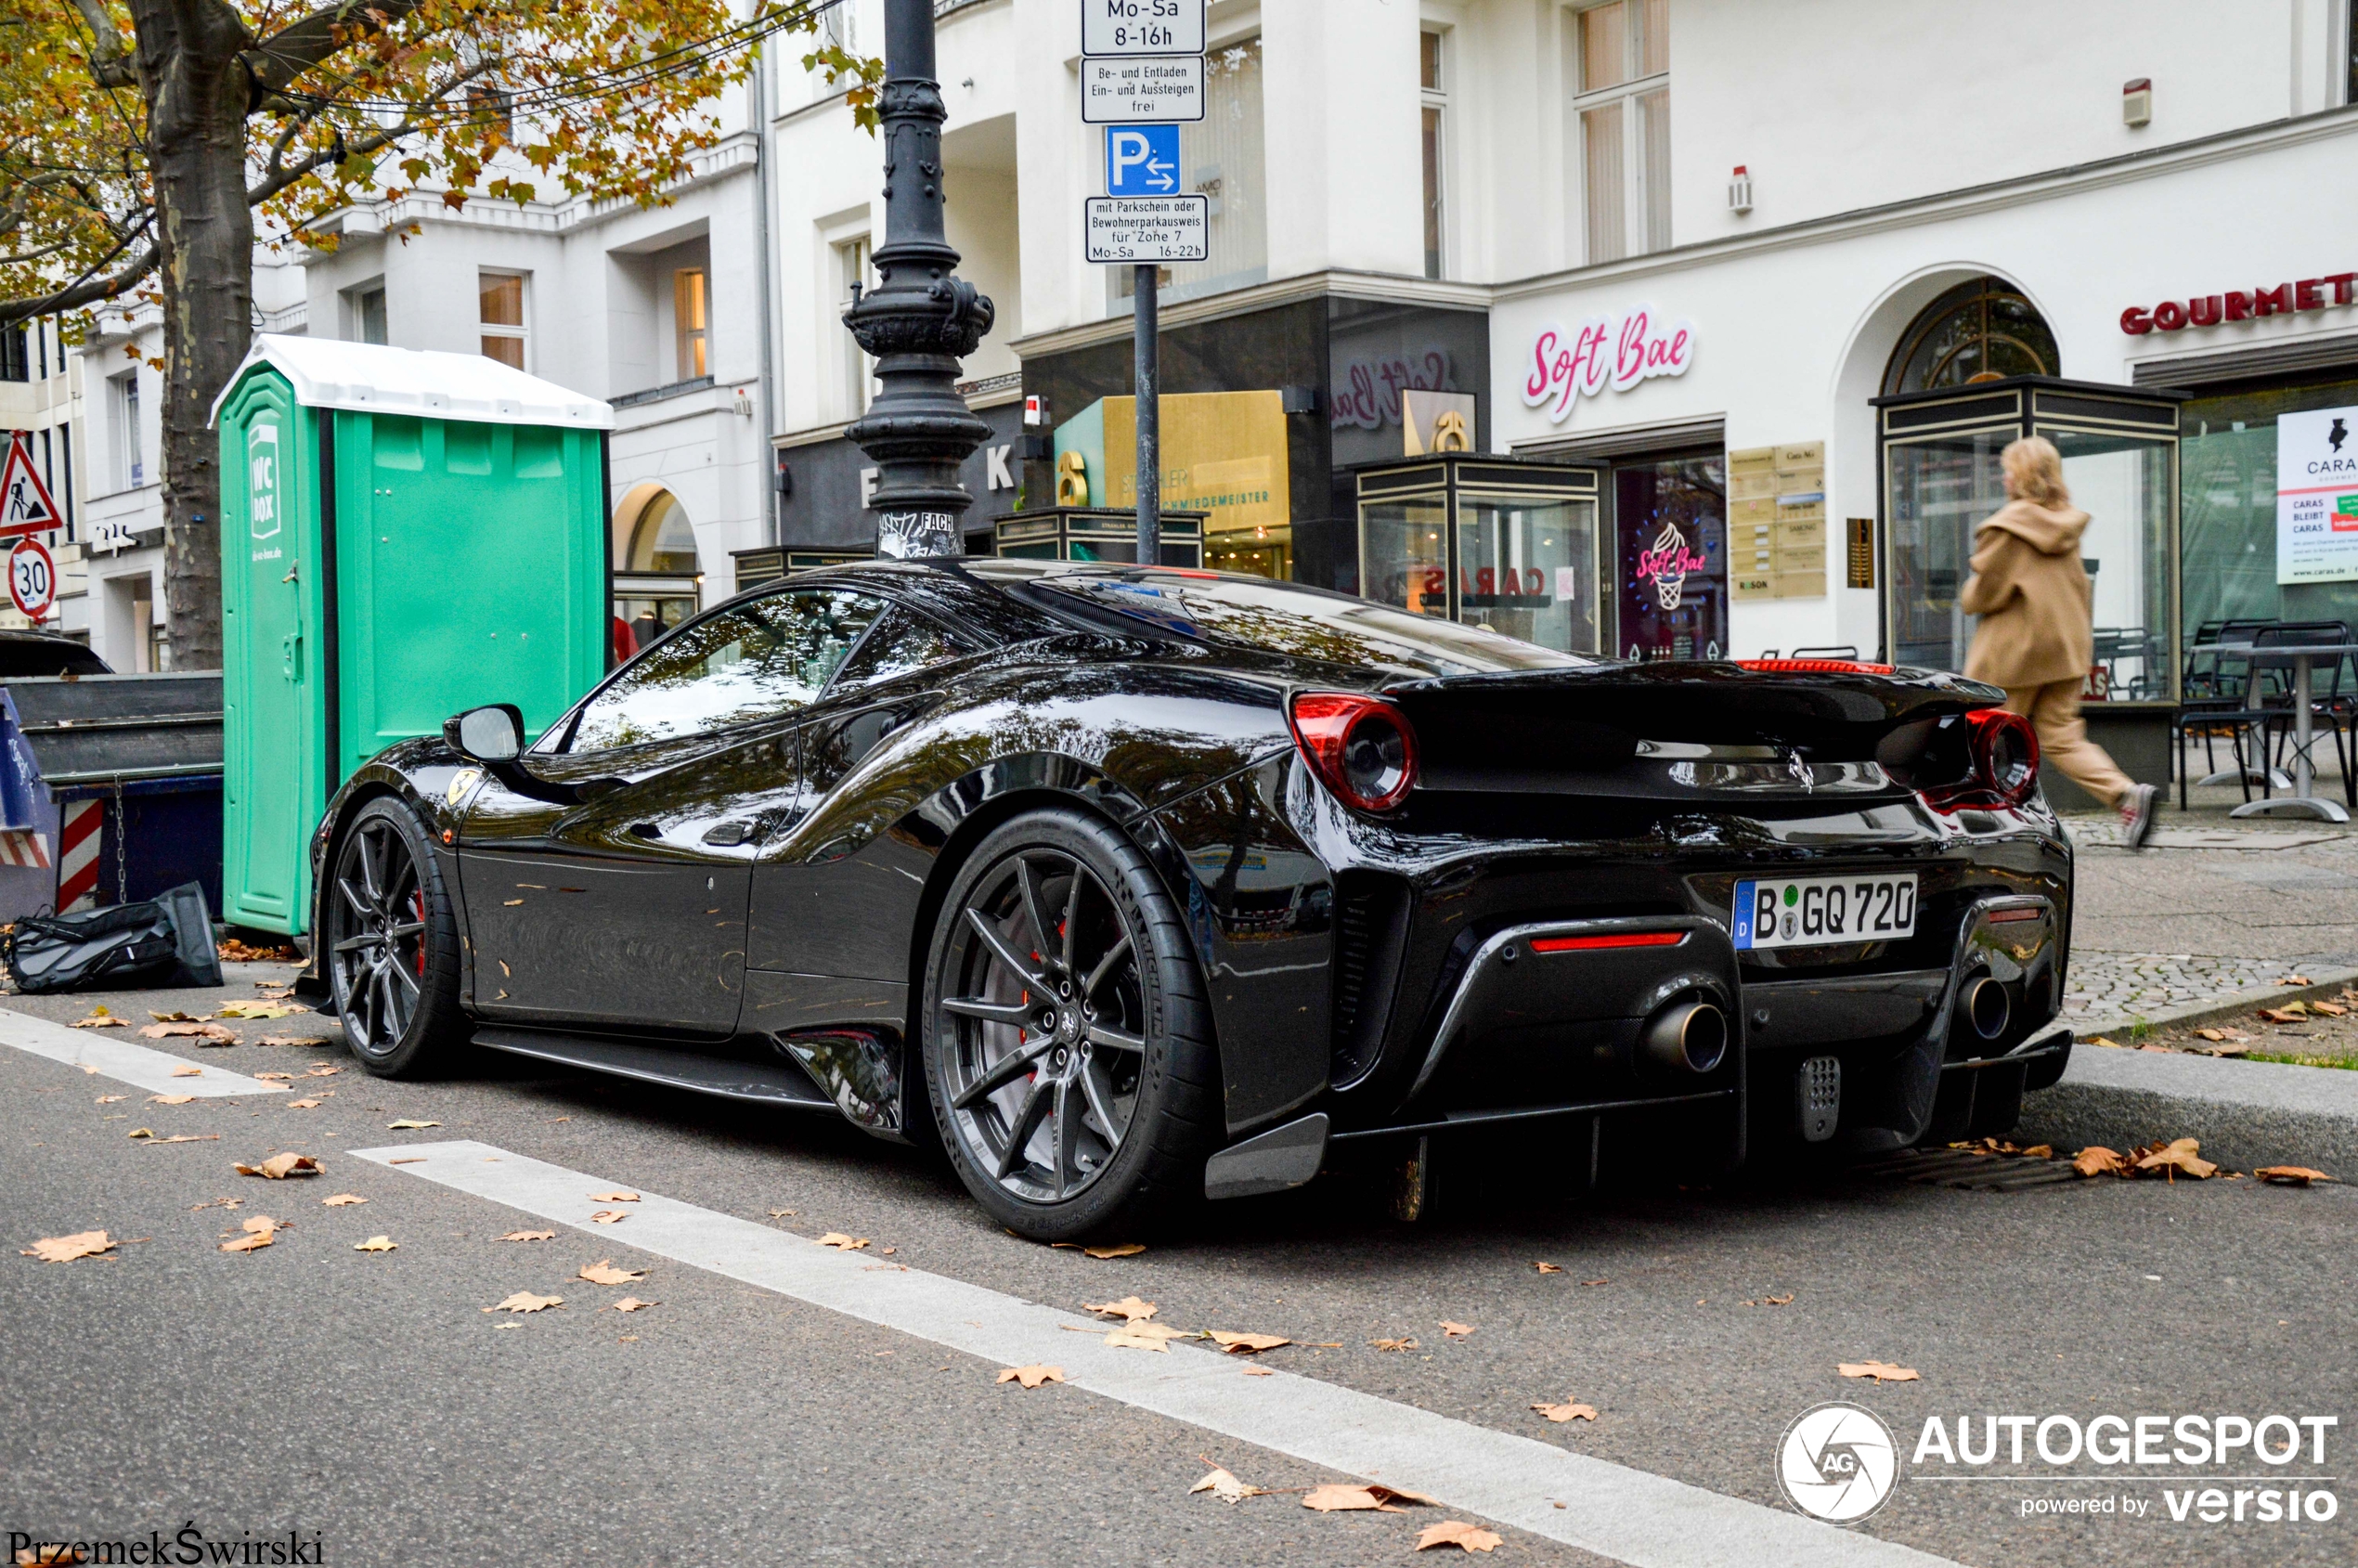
(210, 334, 615, 430)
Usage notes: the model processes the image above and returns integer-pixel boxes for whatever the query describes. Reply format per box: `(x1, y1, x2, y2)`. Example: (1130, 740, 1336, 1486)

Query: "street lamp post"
(843, 0, 996, 560)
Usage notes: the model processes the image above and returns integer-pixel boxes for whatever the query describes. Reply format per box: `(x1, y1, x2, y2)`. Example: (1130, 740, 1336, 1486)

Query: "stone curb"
(2016, 1037, 2358, 1177)
(2067, 965, 2358, 1043)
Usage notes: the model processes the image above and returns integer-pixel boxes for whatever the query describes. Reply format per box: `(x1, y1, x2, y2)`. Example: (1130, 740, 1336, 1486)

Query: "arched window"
(627, 490, 698, 573)
(1882, 277, 2059, 395)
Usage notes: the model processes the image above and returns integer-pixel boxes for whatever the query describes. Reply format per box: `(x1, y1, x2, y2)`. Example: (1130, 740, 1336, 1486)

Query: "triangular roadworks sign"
(0, 434, 61, 535)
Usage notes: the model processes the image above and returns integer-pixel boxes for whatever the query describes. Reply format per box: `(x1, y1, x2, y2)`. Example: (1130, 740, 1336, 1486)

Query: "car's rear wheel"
(922, 809, 1218, 1240)
(326, 797, 466, 1076)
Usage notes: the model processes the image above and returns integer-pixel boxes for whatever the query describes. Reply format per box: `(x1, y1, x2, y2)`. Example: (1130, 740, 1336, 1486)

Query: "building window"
(0, 325, 25, 382)
(113, 372, 141, 489)
(1421, 31, 1447, 280)
(1882, 277, 2059, 395)
(479, 272, 527, 369)
(674, 269, 709, 382)
(352, 286, 388, 345)
(836, 235, 875, 416)
(1572, 0, 1669, 265)
(628, 489, 700, 574)
(1114, 35, 1267, 305)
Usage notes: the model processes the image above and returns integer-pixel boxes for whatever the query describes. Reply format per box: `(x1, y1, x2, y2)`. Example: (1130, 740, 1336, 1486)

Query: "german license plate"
(1732, 874, 1917, 951)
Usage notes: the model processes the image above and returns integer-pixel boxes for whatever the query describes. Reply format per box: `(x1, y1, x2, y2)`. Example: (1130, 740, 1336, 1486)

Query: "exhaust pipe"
(1963, 975, 2012, 1041)
(1641, 1001, 1729, 1075)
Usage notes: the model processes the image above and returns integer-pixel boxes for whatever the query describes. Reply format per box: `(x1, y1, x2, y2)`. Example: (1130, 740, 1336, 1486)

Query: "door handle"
(701, 821, 750, 847)
(627, 822, 662, 840)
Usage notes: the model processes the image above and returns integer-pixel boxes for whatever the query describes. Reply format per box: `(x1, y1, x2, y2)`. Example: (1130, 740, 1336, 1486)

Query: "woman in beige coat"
(1959, 436, 2159, 849)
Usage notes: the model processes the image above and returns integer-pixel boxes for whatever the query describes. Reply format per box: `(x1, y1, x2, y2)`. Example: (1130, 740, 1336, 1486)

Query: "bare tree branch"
(0, 236, 157, 325)
(66, 0, 135, 88)
(242, 0, 428, 102)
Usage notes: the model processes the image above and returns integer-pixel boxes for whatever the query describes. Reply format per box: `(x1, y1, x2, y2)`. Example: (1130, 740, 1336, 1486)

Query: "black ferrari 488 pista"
(303, 559, 2072, 1238)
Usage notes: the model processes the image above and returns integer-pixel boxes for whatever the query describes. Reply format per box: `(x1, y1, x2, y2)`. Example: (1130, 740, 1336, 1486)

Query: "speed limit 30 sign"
(9, 537, 57, 619)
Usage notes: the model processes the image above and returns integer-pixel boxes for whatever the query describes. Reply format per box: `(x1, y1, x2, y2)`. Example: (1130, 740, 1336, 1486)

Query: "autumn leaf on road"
(1054, 1241, 1146, 1259)
(1370, 1337, 1418, 1352)
(996, 1365, 1065, 1389)
(1839, 1361, 1920, 1382)
(1190, 1467, 1268, 1503)
(1105, 1322, 1192, 1352)
(816, 1233, 870, 1251)
(588, 1211, 628, 1225)
(2261, 1006, 2308, 1023)
(385, 1121, 440, 1131)
(254, 1073, 294, 1082)
(169, 1065, 202, 1077)
(216, 1001, 302, 1019)
(94, 1095, 124, 1104)
(499, 1229, 556, 1243)
(2256, 1166, 2334, 1186)
(1531, 1400, 1597, 1423)
(578, 1260, 646, 1285)
(148, 1094, 195, 1106)
(612, 1296, 656, 1313)
(2073, 1147, 2125, 1177)
(235, 1153, 320, 1180)
(19, 1230, 115, 1263)
(485, 1292, 563, 1313)
(2132, 1138, 2219, 1180)
(353, 1236, 396, 1251)
(1302, 1483, 1432, 1513)
(1241, 1364, 1275, 1377)
(1533, 1261, 1561, 1274)
(587, 1191, 641, 1203)
(322, 1195, 368, 1207)
(1743, 1294, 1795, 1307)
(253, 1036, 330, 1048)
(73, 1014, 128, 1030)
(1439, 1320, 1474, 1339)
(2310, 1000, 2348, 1017)
(1416, 1521, 1503, 1552)
(285, 1099, 322, 1110)
(221, 1217, 279, 1254)
(1083, 1295, 1157, 1322)
(1208, 1331, 1290, 1354)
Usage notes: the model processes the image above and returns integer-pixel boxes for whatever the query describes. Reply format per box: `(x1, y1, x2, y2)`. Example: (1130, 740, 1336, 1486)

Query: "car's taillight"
(1918, 707, 2041, 810)
(1736, 658, 1897, 675)
(1289, 693, 1418, 813)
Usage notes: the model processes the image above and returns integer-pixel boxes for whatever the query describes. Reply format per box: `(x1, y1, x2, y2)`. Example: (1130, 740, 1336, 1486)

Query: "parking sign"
(1105, 124, 1182, 197)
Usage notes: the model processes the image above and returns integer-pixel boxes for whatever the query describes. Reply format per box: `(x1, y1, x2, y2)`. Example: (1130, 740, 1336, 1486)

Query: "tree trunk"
(131, 0, 253, 673)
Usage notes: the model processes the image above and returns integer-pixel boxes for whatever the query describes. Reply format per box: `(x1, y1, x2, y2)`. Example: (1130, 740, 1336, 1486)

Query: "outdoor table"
(2228, 641, 2358, 823)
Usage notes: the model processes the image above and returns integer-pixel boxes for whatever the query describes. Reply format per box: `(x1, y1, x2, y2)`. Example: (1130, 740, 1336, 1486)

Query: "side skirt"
(473, 1025, 837, 1111)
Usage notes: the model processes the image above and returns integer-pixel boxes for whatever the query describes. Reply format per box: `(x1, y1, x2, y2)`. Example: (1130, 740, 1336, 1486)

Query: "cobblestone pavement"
(2062, 814, 2358, 1021)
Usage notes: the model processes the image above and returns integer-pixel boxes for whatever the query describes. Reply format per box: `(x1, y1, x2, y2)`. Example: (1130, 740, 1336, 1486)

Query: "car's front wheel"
(326, 797, 467, 1076)
(921, 809, 1218, 1240)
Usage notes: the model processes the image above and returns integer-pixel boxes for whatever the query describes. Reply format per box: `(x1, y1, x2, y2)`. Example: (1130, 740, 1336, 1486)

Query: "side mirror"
(444, 704, 525, 763)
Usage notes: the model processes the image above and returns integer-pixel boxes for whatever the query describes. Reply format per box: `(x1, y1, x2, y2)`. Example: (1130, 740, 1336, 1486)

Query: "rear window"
(1032, 571, 1589, 678)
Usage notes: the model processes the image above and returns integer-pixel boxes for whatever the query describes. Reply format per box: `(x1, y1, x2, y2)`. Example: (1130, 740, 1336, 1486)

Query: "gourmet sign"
(2120, 273, 2358, 334)
(1521, 307, 1695, 422)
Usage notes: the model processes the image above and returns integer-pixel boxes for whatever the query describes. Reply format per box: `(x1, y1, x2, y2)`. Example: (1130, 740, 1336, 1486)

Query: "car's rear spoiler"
(1382, 661, 2007, 771)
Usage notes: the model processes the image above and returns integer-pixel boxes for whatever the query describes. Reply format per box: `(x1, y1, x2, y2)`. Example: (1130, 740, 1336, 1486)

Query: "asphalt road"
(3, 965, 2352, 1567)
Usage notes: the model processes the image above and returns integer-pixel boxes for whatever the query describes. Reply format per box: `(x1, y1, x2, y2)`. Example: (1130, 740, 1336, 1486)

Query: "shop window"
(1614, 453, 1725, 660)
(1882, 277, 2058, 395)
(1114, 36, 1266, 304)
(2182, 374, 2358, 649)
(1572, 0, 1670, 266)
(1421, 31, 1447, 281)
(675, 268, 709, 382)
(479, 272, 527, 369)
(628, 490, 700, 575)
(836, 235, 875, 416)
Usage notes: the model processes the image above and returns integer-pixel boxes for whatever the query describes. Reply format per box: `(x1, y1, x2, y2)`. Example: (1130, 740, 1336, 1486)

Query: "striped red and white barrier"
(0, 829, 49, 868)
(57, 798, 100, 911)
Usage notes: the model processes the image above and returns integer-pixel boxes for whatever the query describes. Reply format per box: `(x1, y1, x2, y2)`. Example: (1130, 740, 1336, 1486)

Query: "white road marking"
(0, 1006, 290, 1096)
(356, 1139, 1956, 1568)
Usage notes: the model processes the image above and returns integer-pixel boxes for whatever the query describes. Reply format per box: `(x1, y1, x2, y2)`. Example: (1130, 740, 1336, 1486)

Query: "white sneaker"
(2118, 783, 2159, 850)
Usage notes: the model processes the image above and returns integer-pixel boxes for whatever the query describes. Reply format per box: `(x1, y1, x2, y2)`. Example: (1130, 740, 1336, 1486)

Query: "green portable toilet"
(211, 334, 614, 934)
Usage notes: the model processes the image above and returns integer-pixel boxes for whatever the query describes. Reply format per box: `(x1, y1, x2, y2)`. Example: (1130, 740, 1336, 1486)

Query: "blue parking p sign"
(1105, 123, 1182, 196)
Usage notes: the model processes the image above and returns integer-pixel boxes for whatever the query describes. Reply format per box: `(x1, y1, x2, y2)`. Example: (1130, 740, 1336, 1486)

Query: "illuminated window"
(479, 272, 527, 369)
(675, 269, 709, 381)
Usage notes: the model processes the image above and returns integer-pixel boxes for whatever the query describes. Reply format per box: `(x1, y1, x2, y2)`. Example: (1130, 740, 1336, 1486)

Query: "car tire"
(921, 808, 1219, 1241)
(324, 796, 468, 1077)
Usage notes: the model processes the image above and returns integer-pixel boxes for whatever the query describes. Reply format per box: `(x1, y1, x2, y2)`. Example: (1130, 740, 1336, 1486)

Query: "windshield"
(991, 564, 1590, 678)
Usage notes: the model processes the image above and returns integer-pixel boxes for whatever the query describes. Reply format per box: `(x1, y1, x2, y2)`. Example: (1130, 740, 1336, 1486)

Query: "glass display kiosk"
(1873, 376, 2184, 797)
(990, 508, 1206, 569)
(1354, 456, 1606, 656)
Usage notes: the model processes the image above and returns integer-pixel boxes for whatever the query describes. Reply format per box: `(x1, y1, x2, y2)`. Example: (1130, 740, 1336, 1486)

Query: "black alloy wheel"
(327, 797, 465, 1075)
(924, 810, 1217, 1239)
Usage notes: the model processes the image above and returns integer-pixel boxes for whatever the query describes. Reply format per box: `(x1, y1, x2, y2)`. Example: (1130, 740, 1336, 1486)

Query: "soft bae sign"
(1521, 307, 1695, 423)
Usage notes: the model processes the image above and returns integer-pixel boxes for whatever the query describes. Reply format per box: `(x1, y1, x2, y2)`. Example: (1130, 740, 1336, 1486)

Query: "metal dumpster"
(211, 335, 614, 935)
(0, 672, 224, 921)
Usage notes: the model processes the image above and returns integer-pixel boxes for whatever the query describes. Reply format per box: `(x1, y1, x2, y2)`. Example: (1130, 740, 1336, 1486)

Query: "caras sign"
(1521, 307, 1695, 424)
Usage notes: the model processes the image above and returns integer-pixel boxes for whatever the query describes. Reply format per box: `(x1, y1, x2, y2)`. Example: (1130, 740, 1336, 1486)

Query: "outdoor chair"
(2254, 620, 2358, 809)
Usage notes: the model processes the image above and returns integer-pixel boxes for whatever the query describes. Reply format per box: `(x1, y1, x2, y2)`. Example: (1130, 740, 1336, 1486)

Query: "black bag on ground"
(3, 881, 224, 994)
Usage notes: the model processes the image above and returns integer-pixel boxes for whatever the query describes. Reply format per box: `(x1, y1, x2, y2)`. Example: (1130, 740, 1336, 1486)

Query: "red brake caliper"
(412, 888, 427, 977)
